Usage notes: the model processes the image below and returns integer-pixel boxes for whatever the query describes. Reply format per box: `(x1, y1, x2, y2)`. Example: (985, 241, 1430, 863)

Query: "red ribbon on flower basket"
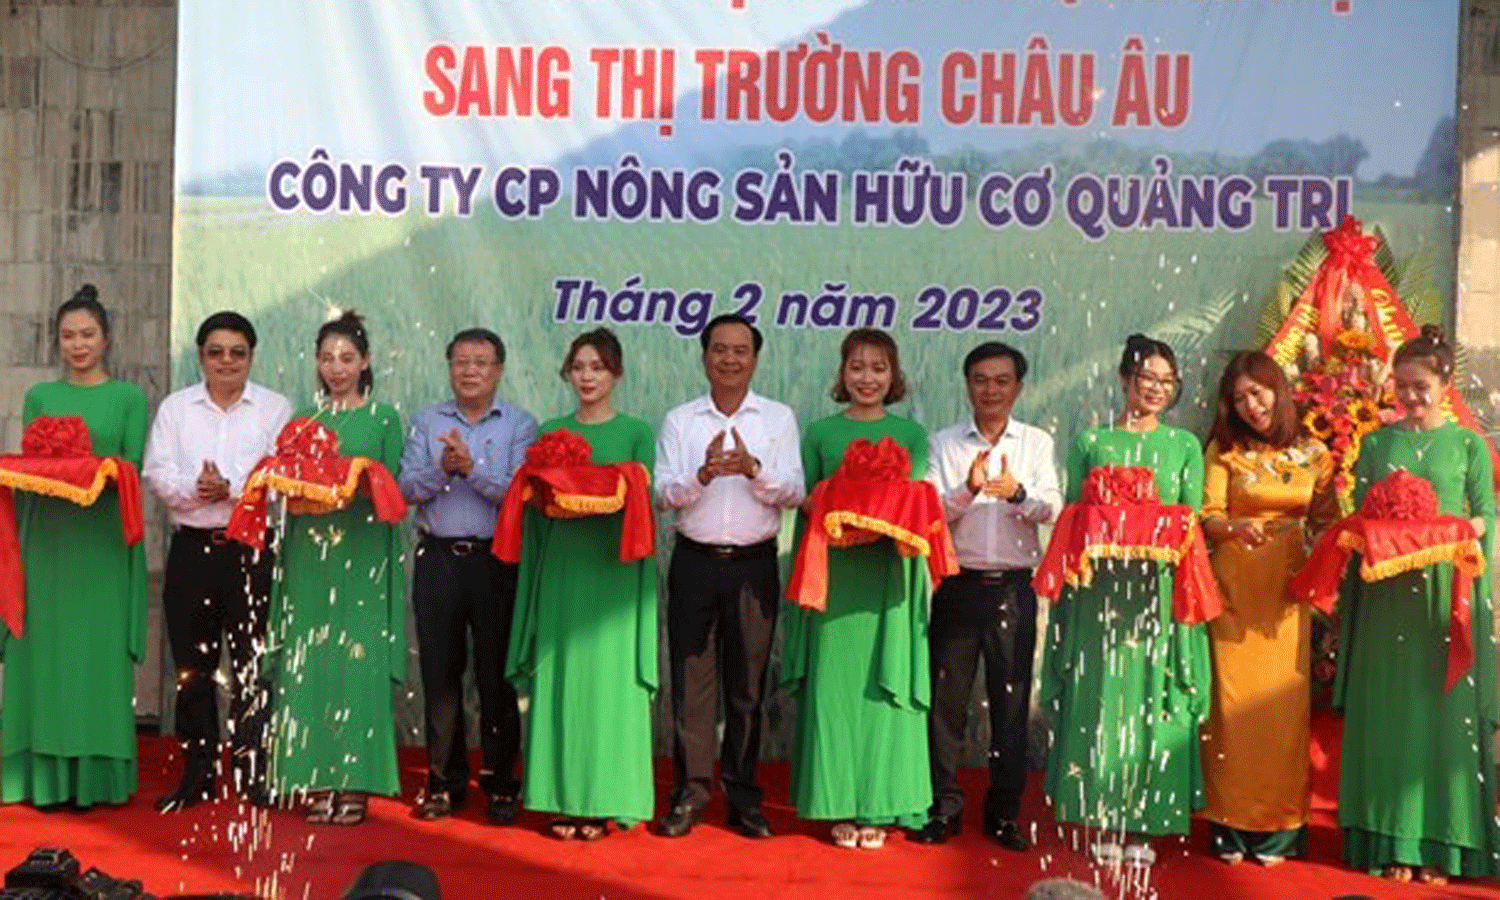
(1288, 469, 1484, 692)
(785, 437, 958, 612)
(492, 428, 655, 564)
(1265, 215, 1500, 493)
(0, 416, 145, 637)
(226, 417, 408, 550)
(1032, 465, 1223, 625)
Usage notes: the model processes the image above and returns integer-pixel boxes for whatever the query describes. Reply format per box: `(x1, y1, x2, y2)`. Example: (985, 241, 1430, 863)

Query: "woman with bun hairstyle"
(268, 310, 406, 825)
(1041, 334, 1210, 866)
(1199, 351, 1339, 866)
(1336, 324, 1497, 884)
(1, 285, 148, 808)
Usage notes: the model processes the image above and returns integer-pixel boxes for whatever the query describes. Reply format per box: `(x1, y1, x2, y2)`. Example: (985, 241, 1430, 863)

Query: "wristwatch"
(1007, 483, 1027, 504)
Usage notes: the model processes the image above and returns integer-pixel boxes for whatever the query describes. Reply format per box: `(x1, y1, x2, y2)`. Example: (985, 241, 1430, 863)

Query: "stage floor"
(0, 735, 1494, 900)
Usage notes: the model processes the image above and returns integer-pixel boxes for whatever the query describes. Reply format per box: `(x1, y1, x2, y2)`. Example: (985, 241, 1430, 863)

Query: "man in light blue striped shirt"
(399, 327, 536, 824)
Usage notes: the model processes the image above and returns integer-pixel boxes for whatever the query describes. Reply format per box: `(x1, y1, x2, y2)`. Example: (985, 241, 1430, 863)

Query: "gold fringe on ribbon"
(0, 460, 118, 507)
(546, 475, 628, 517)
(1060, 542, 1185, 590)
(823, 510, 933, 558)
(243, 459, 369, 512)
(1335, 530, 1487, 583)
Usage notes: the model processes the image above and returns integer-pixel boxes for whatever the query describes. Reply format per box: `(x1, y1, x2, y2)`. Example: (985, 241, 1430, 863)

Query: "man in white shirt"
(654, 314, 804, 839)
(915, 342, 1061, 849)
(143, 311, 292, 811)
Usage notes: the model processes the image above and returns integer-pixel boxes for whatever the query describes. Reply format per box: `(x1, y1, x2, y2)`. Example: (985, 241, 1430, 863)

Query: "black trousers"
(927, 568, 1037, 822)
(666, 538, 780, 814)
(162, 526, 274, 781)
(411, 536, 521, 798)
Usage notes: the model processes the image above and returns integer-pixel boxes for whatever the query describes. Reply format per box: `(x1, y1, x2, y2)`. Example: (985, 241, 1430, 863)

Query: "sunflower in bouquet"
(1290, 316, 1400, 508)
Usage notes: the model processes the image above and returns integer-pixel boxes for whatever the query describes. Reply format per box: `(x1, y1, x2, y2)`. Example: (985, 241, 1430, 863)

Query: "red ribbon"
(785, 437, 958, 612)
(492, 429, 656, 564)
(1032, 465, 1223, 625)
(1308, 216, 1390, 359)
(227, 417, 408, 550)
(1289, 470, 1483, 692)
(0, 416, 145, 638)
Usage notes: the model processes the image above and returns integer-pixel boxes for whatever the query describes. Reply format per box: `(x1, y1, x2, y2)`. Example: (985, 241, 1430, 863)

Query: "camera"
(0, 848, 150, 900)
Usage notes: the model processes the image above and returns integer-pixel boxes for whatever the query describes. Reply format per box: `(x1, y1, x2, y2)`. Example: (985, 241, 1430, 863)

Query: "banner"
(173, 0, 1459, 474)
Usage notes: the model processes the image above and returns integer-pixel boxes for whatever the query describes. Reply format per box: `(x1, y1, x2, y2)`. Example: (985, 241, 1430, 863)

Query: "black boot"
(156, 750, 215, 813)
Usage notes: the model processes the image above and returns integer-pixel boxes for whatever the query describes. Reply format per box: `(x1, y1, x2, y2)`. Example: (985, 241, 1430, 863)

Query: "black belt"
(176, 525, 235, 545)
(676, 534, 776, 562)
(420, 532, 492, 557)
(959, 566, 1032, 585)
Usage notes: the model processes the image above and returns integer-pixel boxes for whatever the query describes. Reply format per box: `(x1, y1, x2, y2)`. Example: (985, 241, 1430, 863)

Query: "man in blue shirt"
(399, 328, 537, 823)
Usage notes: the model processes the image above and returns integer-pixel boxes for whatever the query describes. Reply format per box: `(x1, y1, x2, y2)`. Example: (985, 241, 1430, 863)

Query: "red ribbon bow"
(20, 416, 93, 457)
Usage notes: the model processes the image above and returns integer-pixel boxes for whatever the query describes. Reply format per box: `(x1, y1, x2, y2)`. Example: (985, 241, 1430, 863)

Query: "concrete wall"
(1459, 1, 1500, 374)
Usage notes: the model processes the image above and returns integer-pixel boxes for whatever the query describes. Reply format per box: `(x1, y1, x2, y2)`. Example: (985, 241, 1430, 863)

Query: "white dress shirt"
(927, 416, 1062, 571)
(143, 380, 293, 529)
(655, 390, 805, 545)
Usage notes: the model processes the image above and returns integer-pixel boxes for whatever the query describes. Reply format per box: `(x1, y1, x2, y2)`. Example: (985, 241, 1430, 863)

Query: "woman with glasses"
(1198, 352, 1338, 866)
(268, 310, 406, 825)
(2, 285, 148, 809)
(1041, 334, 1211, 866)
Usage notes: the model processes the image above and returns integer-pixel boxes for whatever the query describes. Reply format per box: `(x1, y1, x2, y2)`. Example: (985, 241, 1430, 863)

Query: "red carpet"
(0, 733, 1494, 900)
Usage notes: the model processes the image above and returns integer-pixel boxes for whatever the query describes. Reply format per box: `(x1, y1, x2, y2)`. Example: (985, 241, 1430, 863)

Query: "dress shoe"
(414, 789, 466, 820)
(726, 807, 774, 838)
(156, 756, 215, 813)
(486, 792, 520, 825)
(910, 814, 961, 845)
(656, 803, 702, 837)
(984, 818, 1030, 851)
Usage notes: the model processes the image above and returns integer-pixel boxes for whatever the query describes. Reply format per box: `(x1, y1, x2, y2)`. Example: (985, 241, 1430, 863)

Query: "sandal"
(1257, 854, 1285, 868)
(1217, 852, 1244, 866)
(1090, 841, 1123, 864)
(831, 822, 859, 849)
(857, 826, 887, 850)
(330, 791, 367, 826)
(550, 819, 578, 840)
(1382, 865, 1413, 882)
(305, 791, 335, 825)
(1416, 866, 1448, 885)
(577, 819, 609, 841)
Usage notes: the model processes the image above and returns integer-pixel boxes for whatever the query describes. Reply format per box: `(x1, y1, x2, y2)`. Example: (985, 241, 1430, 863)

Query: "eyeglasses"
(203, 345, 250, 360)
(1134, 372, 1178, 391)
